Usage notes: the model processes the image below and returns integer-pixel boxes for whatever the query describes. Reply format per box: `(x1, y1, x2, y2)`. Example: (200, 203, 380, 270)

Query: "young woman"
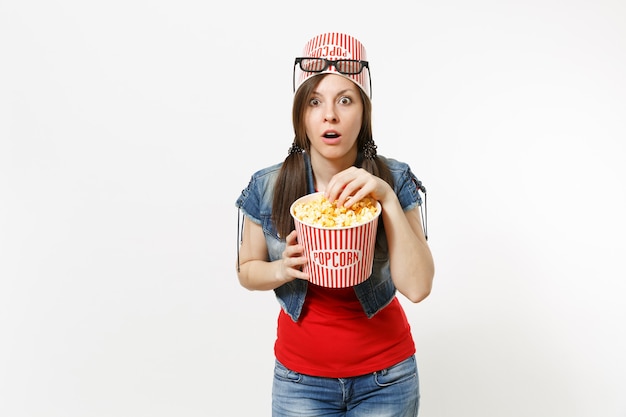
(236, 32, 434, 417)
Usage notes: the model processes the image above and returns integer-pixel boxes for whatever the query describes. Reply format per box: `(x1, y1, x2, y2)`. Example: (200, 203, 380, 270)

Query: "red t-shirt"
(274, 282, 416, 378)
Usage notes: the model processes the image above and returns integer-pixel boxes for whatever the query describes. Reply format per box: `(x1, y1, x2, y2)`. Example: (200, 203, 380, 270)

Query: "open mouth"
(323, 132, 340, 139)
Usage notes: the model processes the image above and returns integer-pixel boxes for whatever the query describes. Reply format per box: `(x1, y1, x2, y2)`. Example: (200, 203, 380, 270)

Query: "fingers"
(326, 167, 377, 207)
(282, 230, 309, 281)
(325, 167, 357, 205)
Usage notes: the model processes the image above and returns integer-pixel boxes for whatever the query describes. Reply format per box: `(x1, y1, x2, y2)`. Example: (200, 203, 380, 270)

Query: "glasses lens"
(335, 60, 363, 74)
(300, 58, 326, 72)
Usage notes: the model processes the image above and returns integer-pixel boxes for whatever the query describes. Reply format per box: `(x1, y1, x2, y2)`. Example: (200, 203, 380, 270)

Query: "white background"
(1, 1, 625, 416)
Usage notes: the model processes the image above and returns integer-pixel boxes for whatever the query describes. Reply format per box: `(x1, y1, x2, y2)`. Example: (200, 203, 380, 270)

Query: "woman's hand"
(323, 166, 434, 303)
(324, 166, 393, 208)
(279, 230, 309, 282)
(237, 220, 308, 291)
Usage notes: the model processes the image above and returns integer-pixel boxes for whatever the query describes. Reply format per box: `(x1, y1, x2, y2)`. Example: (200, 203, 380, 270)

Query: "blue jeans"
(272, 355, 419, 417)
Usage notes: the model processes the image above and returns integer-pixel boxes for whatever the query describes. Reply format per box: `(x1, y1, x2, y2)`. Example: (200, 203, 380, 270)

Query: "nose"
(324, 105, 338, 122)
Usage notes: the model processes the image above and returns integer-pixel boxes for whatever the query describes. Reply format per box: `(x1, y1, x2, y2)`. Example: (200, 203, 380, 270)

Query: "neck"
(309, 150, 357, 192)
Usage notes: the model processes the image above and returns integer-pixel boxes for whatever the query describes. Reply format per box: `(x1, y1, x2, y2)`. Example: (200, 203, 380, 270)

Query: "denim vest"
(236, 153, 423, 322)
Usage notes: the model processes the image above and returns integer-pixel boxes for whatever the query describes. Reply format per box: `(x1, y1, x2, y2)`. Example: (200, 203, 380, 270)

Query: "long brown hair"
(272, 74, 393, 238)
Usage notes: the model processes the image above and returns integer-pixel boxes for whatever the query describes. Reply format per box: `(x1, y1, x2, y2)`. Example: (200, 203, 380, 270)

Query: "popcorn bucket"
(290, 192, 381, 288)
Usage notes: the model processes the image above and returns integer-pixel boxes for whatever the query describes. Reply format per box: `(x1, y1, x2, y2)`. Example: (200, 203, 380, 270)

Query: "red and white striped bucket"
(290, 193, 381, 288)
(294, 32, 371, 99)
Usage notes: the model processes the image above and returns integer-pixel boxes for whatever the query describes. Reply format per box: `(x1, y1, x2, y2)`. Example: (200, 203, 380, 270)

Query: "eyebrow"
(311, 88, 356, 97)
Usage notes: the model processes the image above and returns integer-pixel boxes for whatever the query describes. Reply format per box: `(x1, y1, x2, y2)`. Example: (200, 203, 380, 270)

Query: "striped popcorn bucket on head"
(294, 32, 371, 99)
(291, 193, 381, 288)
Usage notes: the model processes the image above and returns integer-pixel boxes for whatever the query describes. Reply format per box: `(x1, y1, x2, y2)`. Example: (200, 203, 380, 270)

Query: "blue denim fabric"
(272, 355, 419, 417)
(236, 153, 423, 321)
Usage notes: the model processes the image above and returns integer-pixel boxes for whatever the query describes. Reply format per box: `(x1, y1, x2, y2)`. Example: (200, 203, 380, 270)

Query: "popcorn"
(292, 194, 379, 228)
(290, 192, 381, 287)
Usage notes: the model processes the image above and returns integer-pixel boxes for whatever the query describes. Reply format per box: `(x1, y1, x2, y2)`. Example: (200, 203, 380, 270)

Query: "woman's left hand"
(324, 167, 393, 208)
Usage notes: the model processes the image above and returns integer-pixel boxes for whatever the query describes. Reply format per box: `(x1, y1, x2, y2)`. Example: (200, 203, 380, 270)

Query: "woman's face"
(304, 74, 363, 167)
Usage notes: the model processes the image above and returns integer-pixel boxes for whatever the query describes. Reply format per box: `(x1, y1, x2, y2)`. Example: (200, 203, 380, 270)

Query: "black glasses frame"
(292, 57, 372, 97)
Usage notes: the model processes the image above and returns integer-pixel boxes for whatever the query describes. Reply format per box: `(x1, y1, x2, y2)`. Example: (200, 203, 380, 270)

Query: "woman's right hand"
(279, 230, 309, 282)
(237, 218, 308, 291)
